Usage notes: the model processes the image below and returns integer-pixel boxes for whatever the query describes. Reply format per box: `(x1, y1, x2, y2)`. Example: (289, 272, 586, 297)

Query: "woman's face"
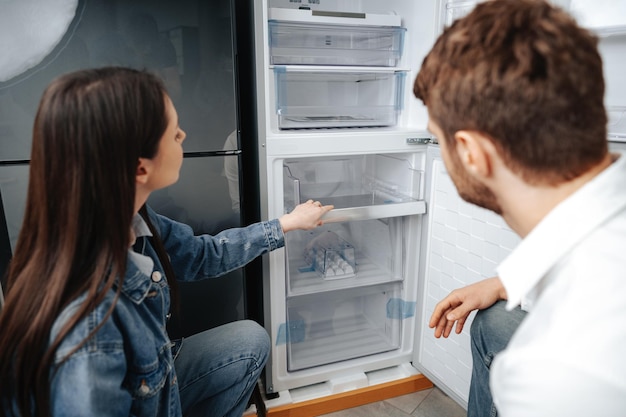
(145, 95, 186, 191)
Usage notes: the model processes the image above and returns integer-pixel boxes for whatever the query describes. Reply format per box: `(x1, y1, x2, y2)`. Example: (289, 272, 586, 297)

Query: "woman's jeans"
(468, 301, 526, 417)
(174, 320, 270, 417)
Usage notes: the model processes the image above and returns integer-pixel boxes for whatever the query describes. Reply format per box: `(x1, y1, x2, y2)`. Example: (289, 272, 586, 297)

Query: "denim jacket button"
(151, 271, 162, 282)
(139, 380, 151, 395)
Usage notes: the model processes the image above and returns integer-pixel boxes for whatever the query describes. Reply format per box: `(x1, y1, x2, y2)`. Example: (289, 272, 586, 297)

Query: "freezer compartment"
(283, 153, 424, 215)
(274, 68, 406, 129)
(285, 219, 405, 296)
(269, 21, 405, 67)
(285, 282, 403, 371)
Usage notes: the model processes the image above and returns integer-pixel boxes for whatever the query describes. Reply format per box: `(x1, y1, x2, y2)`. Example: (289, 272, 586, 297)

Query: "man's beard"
(446, 148, 502, 215)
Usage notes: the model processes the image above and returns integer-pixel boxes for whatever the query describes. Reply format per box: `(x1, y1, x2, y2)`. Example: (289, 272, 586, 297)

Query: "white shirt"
(491, 153, 626, 417)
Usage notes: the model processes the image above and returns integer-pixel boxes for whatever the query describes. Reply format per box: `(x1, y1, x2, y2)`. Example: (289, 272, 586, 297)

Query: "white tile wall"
(420, 157, 520, 405)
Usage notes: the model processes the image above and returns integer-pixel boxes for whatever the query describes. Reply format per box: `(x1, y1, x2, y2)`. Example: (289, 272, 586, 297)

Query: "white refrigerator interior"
(254, 0, 626, 409)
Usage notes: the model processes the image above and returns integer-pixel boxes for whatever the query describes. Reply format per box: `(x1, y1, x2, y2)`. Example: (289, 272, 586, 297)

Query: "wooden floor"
(246, 374, 436, 417)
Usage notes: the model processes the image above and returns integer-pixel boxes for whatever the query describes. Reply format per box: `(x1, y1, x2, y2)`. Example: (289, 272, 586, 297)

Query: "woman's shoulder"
(51, 290, 125, 364)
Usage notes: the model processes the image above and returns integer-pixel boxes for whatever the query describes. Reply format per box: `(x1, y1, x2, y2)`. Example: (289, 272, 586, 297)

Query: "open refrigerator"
(252, 0, 626, 409)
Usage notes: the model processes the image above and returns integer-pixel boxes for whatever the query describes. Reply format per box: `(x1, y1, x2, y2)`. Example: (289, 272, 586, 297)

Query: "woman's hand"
(279, 200, 334, 233)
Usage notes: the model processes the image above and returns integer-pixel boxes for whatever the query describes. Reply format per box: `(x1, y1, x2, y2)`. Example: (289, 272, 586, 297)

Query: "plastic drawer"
(285, 283, 403, 371)
(269, 20, 405, 67)
(274, 68, 406, 129)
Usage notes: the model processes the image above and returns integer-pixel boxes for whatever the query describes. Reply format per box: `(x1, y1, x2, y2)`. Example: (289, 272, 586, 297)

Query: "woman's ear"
(453, 130, 495, 179)
(136, 158, 150, 185)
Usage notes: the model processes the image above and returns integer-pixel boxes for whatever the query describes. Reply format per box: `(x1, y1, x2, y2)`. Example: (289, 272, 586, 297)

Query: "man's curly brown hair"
(414, 0, 607, 186)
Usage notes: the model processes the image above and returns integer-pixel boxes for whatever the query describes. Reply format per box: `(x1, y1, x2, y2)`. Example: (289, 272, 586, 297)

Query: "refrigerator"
(0, 0, 262, 338)
(252, 0, 626, 409)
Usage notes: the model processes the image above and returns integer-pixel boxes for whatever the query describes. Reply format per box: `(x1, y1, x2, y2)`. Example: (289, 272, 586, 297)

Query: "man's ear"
(136, 158, 150, 185)
(453, 130, 494, 178)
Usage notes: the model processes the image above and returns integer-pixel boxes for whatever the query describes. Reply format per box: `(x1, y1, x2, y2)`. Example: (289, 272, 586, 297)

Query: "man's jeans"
(174, 320, 270, 417)
(468, 301, 526, 417)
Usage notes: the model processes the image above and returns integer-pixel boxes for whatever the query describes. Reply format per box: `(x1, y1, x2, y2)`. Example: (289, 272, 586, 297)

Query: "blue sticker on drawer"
(276, 320, 306, 345)
(386, 298, 416, 320)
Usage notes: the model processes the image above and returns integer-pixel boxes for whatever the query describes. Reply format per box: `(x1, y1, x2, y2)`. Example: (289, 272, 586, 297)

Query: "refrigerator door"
(0, 0, 254, 337)
(413, 145, 520, 408)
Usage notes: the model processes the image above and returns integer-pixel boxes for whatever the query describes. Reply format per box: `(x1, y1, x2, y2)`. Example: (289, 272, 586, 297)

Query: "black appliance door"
(0, 0, 261, 338)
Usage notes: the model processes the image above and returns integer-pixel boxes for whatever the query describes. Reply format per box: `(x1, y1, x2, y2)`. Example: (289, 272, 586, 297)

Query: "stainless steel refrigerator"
(0, 0, 262, 339)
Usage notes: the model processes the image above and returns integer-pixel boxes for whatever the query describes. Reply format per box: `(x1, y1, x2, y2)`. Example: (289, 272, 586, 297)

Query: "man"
(413, 1, 626, 416)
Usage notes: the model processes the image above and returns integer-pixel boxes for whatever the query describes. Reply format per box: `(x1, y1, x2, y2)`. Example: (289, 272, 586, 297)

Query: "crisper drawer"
(285, 282, 403, 371)
(269, 21, 405, 67)
(274, 68, 406, 129)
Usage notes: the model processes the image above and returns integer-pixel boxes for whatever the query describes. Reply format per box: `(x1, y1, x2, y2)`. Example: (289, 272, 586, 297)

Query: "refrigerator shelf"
(283, 153, 425, 214)
(320, 200, 426, 223)
(288, 255, 404, 297)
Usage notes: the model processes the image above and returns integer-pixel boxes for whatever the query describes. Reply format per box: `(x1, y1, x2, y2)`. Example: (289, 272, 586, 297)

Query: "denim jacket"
(47, 206, 284, 416)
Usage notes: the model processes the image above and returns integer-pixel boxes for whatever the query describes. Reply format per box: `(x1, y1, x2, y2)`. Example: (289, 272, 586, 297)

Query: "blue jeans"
(174, 320, 270, 417)
(467, 301, 526, 417)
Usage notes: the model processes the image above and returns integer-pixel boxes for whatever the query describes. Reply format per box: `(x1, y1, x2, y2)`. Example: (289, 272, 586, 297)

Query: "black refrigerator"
(0, 0, 263, 338)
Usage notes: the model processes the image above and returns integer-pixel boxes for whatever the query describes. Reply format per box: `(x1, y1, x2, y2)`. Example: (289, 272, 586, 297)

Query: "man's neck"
(497, 153, 614, 238)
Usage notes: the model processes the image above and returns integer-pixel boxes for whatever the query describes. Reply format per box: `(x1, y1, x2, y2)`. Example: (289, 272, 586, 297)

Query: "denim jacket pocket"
(124, 345, 171, 400)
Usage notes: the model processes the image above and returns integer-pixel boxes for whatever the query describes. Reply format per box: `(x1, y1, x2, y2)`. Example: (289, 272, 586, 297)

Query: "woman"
(0, 67, 332, 417)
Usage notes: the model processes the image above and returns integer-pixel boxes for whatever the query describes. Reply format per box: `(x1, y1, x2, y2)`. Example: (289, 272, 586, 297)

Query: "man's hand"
(429, 277, 507, 338)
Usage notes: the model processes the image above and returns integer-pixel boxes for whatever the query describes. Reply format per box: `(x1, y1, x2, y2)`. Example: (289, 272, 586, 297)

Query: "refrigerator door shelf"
(608, 106, 626, 142)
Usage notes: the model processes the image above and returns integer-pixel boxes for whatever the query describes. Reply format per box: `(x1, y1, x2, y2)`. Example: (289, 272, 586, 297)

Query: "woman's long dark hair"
(0, 67, 175, 416)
